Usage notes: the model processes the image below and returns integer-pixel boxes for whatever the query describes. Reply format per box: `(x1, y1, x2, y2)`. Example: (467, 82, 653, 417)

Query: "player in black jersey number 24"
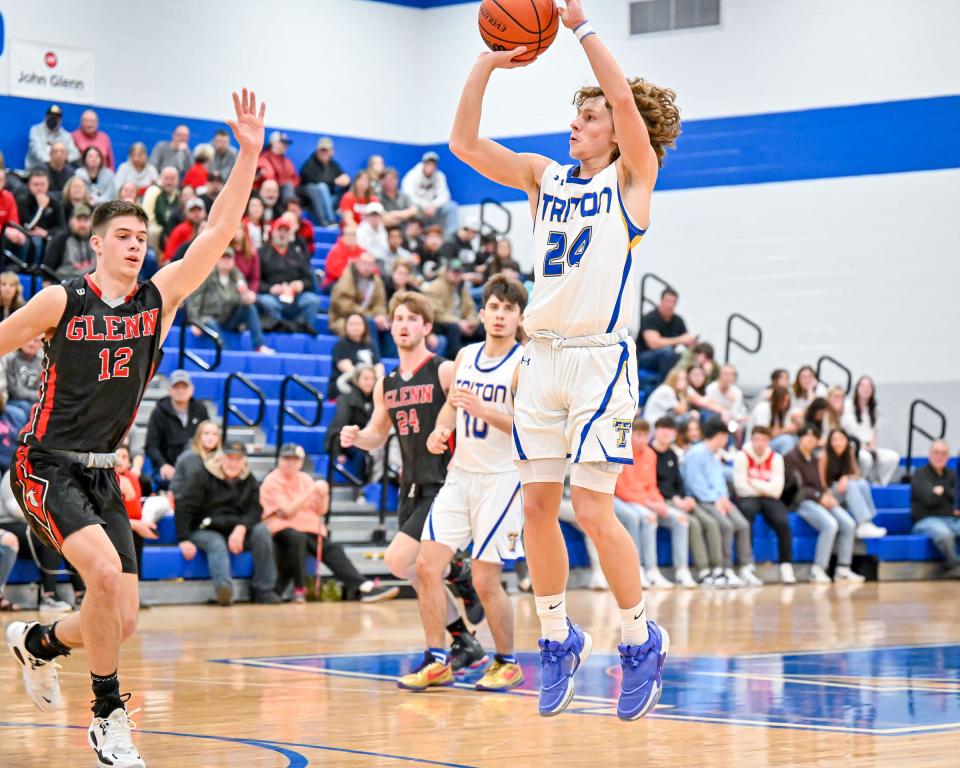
(2, 89, 267, 768)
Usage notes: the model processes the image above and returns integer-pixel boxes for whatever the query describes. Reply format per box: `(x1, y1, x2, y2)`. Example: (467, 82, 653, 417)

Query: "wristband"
(574, 20, 596, 43)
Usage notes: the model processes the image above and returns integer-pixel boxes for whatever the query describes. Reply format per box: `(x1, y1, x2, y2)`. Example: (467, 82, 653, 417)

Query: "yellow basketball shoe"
(397, 651, 454, 692)
(475, 657, 525, 692)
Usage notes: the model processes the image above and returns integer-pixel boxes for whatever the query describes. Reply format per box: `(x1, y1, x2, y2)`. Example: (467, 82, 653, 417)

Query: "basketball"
(478, 0, 560, 62)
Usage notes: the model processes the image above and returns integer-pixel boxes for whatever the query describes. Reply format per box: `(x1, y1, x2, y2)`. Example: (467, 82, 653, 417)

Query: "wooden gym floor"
(2, 581, 959, 767)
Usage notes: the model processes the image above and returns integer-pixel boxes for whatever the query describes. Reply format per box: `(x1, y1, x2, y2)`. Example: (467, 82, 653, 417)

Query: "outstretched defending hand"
(226, 88, 266, 154)
(479, 47, 533, 70)
(559, 0, 587, 29)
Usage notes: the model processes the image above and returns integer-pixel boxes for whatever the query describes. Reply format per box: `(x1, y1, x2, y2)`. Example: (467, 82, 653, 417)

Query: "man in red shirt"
(282, 199, 315, 256)
(321, 224, 363, 291)
(71, 110, 115, 170)
(614, 418, 697, 588)
(164, 197, 207, 264)
(0, 169, 28, 258)
(256, 131, 299, 205)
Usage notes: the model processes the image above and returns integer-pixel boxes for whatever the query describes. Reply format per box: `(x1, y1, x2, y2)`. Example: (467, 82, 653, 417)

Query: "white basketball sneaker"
(88, 707, 145, 768)
(645, 569, 675, 589)
(809, 565, 832, 583)
(738, 564, 764, 586)
(674, 568, 698, 588)
(834, 566, 866, 582)
(779, 563, 797, 584)
(6, 621, 64, 712)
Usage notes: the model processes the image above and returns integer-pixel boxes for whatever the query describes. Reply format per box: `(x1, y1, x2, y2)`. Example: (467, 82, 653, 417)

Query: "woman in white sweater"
(841, 375, 901, 485)
(643, 367, 696, 426)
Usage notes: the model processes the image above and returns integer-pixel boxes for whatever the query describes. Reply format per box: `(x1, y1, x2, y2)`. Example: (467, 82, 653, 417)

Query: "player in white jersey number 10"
(449, 0, 681, 720)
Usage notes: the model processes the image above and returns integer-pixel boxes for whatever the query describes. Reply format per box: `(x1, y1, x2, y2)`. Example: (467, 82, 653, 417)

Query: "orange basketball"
(478, 0, 560, 63)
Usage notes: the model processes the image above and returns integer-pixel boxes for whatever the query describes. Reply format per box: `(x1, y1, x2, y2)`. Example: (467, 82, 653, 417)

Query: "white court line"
(690, 670, 950, 694)
(735, 640, 960, 660)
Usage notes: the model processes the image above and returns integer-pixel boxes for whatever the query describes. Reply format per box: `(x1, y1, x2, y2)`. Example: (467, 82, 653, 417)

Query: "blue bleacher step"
(872, 484, 910, 508)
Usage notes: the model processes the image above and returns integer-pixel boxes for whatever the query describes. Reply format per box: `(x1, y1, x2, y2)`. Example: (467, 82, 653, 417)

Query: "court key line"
(0, 722, 479, 768)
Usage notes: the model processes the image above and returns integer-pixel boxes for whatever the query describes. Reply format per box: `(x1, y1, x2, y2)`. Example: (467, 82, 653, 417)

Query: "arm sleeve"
(174, 471, 204, 541)
(751, 454, 785, 498)
(42, 233, 65, 273)
(148, 143, 163, 170)
(433, 171, 451, 207)
(27, 126, 49, 167)
(65, 134, 80, 164)
(240, 478, 264, 530)
(259, 474, 283, 518)
(732, 453, 750, 497)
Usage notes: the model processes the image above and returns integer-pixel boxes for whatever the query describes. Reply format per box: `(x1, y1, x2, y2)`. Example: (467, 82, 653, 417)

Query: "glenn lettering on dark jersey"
(20, 275, 164, 454)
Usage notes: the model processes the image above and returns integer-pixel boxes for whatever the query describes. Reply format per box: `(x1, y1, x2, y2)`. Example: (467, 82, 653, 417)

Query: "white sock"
(535, 593, 569, 642)
(620, 600, 650, 646)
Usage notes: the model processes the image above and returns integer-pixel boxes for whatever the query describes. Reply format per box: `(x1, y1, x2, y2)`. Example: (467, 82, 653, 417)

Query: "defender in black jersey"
(341, 291, 487, 679)
(3, 88, 267, 768)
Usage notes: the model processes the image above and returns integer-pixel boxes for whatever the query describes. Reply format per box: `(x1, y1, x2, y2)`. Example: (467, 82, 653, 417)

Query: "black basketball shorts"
(12, 446, 138, 575)
(397, 482, 443, 540)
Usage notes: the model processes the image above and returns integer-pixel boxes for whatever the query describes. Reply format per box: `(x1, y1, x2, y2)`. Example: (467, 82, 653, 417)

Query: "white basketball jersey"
(524, 161, 646, 339)
(452, 341, 521, 474)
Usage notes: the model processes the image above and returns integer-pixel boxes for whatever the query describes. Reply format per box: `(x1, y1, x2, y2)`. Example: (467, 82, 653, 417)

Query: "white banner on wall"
(9, 39, 94, 102)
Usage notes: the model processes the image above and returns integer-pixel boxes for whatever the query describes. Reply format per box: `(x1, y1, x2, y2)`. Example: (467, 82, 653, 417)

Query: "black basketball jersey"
(382, 354, 449, 486)
(20, 275, 164, 453)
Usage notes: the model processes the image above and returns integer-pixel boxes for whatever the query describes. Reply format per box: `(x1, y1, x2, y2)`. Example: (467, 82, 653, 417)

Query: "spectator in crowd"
(487, 237, 521, 278)
(187, 247, 273, 353)
(145, 370, 209, 490)
(705, 363, 750, 435)
(182, 143, 213, 191)
(804, 397, 830, 444)
(5, 336, 43, 423)
(44, 141, 77, 193)
(691, 342, 719, 384)
(164, 197, 206, 264)
(366, 154, 386, 195)
(821, 428, 888, 539)
(824, 387, 846, 435)
(17, 168, 65, 252)
(403, 218, 426, 259)
(328, 312, 385, 400)
(0, 471, 77, 611)
(356, 202, 390, 266)
(784, 423, 862, 583)
(199, 170, 224, 213)
(75, 146, 116, 205)
(0, 522, 19, 611)
(150, 124, 192, 176)
(141, 166, 181, 251)
(733, 425, 796, 584)
(650, 416, 717, 585)
(258, 214, 321, 334)
(676, 419, 702, 454)
(643, 367, 695, 425)
(792, 365, 827, 415)
(384, 226, 414, 272)
(42, 204, 95, 283)
(261, 443, 399, 602)
(329, 252, 389, 345)
(685, 365, 715, 420)
(0, 272, 25, 321)
(170, 420, 222, 500)
(636, 288, 697, 383)
(437, 219, 484, 285)
(0, 153, 25, 195)
(750, 385, 798, 454)
(842, 375, 901, 485)
(910, 440, 960, 578)
(326, 365, 377, 483)
(175, 441, 281, 605)
(614, 417, 696, 588)
(163, 184, 195, 237)
(257, 131, 299, 205)
(229, 223, 260, 293)
(298, 137, 350, 226)
(258, 179, 282, 224)
(761, 368, 790, 401)
(422, 258, 479, 356)
(116, 181, 139, 203)
(114, 445, 158, 582)
(26, 104, 79, 170)
(402, 151, 458, 237)
(419, 225, 445, 277)
(61, 176, 91, 221)
(385, 258, 420, 303)
(243, 196, 267, 251)
(71, 109, 115, 170)
(682, 418, 761, 587)
(0, 169, 28, 259)
(339, 171, 379, 229)
(115, 142, 159, 195)
(379, 167, 418, 227)
(321, 224, 363, 291)
(283, 198, 315, 256)
(210, 128, 237, 180)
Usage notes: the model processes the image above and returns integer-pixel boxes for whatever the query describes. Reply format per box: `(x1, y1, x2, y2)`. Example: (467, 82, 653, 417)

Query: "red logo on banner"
(44, 51, 58, 68)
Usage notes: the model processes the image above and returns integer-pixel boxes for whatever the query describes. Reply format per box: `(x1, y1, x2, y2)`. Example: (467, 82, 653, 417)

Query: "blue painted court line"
(0, 722, 478, 768)
(214, 642, 960, 736)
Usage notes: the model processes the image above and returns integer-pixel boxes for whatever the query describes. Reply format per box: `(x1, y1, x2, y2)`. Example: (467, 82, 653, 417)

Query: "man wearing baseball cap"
(260, 444, 399, 603)
(145, 370, 209, 491)
(298, 137, 351, 226)
(42, 203, 96, 283)
(26, 104, 80, 170)
(175, 440, 282, 605)
(257, 129, 299, 206)
(422, 256, 480, 356)
(258, 209, 321, 334)
(401, 150, 460, 238)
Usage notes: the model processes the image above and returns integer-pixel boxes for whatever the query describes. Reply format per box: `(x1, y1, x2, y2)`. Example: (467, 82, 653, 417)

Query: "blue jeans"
(833, 478, 876, 525)
(301, 182, 336, 225)
(0, 542, 16, 591)
(912, 516, 960, 566)
(614, 499, 691, 572)
(771, 434, 799, 455)
(257, 291, 321, 333)
(206, 303, 266, 349)
(189, 523, 277, 595)
(636, 347, 679, 382)
(797, 500, 856, 569)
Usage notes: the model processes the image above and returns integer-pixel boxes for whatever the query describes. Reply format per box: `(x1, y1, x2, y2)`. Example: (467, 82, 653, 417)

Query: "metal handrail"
(903, 398, 948, 479)
(1, 225, 41, 297)
(178, 318, 223, 371)
(374, 432, 402, 544)
(639, 272, 674, 317)
(479, 197, 512, 238)
(275, 375, 323, 460)
(724, 312, 763, 364)
(221, 372, 266, 440)
(815, 355, 853, 395)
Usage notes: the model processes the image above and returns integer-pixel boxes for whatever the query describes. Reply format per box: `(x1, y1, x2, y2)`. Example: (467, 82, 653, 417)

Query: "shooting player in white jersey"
(449, 0, 681, 720)
(397, 275, 527, 693)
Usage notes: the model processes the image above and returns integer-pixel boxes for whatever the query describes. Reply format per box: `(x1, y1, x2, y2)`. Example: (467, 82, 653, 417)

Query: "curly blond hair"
(574, 78, 681, 167)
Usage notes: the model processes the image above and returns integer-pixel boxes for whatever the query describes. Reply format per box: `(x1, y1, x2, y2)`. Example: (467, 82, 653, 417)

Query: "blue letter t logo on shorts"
(613, 419, 632, 449)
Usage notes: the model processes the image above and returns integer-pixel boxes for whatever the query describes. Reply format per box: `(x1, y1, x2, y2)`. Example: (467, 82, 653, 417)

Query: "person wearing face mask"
(25, 105, 80, 170)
